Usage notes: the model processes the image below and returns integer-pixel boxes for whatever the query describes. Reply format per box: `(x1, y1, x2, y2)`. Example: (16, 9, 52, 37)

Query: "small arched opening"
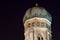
(37, 34, 43, 40)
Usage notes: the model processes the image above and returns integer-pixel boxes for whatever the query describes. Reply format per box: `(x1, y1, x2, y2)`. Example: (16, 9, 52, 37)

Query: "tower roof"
(23, 5, 52, 24)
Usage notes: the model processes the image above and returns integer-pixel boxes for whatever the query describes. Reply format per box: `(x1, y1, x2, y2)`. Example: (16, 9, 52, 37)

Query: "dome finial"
(35, 3, 38, 7)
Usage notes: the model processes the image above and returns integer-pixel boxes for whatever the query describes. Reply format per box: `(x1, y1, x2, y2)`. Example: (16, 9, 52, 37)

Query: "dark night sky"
(7, 0, 60, 40)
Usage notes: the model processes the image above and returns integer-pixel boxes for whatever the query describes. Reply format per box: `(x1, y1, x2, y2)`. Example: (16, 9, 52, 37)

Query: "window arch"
(37, 34, 43, 40)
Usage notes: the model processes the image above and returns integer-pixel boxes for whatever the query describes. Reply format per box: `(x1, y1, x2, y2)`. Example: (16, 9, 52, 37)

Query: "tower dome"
(23, 5, 52, 24)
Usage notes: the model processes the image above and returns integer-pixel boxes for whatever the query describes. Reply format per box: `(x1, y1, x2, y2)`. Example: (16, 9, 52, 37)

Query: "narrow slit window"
(38, 37, 40, 40)
(41, 37, 43, 40)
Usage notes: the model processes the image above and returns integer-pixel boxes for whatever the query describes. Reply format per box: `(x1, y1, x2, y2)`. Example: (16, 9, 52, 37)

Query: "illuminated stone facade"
(23, 4, 52, 40)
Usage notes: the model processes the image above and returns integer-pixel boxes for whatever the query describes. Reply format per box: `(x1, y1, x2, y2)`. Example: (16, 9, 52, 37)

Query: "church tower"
(23, 4, 52, 40)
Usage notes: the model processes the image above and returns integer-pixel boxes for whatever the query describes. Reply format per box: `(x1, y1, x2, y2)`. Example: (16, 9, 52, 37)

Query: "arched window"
(28, 23, 31, 27)
(41, 37, 43, 40)
(32, 22, 35, 27)
(37, 34, 43, 40)
(36, 21, 40, 27)
(38, 34, 41, 40)
(38, 37, 40, 40)
(41, 22, 45, 27)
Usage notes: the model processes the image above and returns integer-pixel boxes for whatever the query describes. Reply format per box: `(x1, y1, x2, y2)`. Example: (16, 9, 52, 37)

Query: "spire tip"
(35, 3, 38, 6)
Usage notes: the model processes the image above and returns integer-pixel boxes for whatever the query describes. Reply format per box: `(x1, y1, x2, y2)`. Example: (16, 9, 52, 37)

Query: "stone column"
(29, 32, 33, 40)
(34, 30, 38, 40)
(29, 28, 34, 40)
